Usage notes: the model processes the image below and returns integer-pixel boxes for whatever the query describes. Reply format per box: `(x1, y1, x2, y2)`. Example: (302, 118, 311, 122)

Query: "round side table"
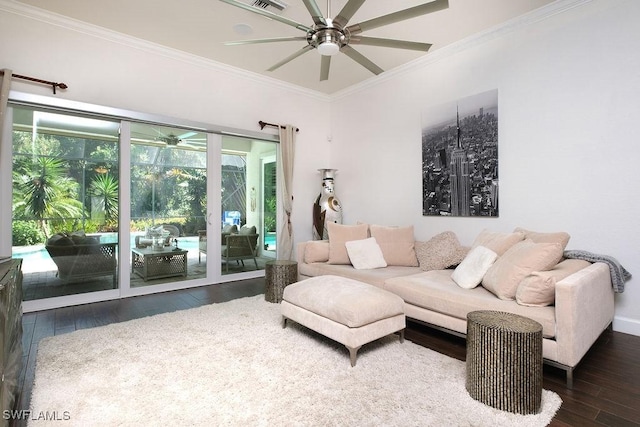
(465, 310, 543, 415)
(265, 260, 298, 303)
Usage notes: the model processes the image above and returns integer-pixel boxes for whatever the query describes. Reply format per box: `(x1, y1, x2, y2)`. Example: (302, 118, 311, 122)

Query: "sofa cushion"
(516, 259, 592, 306)
(471, 229, 525, 256)
(369, 224, 419, 267)
(451, 246, 498, 289)
(47, 233, 74, 247)
(514, 227, 570, 250)
(298, 262, 421, 288)
(383, 271, 556, 338)
(482, 239, 564, 300)
(304, 240, 330, 263)
(327, 222, 369, 265)
(415, 231, 468, 271)
(345, 237, 387, 270)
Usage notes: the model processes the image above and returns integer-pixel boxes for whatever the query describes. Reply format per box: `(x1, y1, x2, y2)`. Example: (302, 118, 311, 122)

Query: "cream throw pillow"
(327, 222, 369, 265)
(471, 229, 525, 256)
(304, 240, 330, 263)
(451, 246, 498, 289)
(516, 259, 591, 306)
(369, 224, 419, 267)
(345, 237, 388, 270)
(482, 239, 564, 300)
(514, 227, 570, 250)
(415, 231, 468, 271)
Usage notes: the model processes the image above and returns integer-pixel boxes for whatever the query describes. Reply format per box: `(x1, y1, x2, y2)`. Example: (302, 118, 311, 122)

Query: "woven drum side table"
(465, 310, 543, 415)
(265, 260, 298, 303)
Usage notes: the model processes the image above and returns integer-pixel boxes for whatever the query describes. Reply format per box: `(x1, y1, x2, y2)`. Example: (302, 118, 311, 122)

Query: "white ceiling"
(16, 0, 555, 94)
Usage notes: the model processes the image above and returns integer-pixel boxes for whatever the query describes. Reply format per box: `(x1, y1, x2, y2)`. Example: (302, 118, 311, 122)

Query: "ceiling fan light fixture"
(317, 40, 339, 56)
(316, 31, 340, 56)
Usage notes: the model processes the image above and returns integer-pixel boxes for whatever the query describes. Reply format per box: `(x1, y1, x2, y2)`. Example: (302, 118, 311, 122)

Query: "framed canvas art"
(421, 89, 499, 217)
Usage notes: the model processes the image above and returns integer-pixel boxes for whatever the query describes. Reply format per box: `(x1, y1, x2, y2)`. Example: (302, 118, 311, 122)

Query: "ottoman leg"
(347, 345, 362, 367)
(282, 316, 288, 329)
(398, 329, 405, 343)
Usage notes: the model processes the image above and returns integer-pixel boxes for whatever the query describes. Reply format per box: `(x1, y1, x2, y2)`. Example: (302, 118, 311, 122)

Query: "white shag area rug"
(30, 295, 561, 426)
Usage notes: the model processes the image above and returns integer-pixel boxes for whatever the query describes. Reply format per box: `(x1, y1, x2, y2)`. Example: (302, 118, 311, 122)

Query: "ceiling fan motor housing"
(309, 27, 348, 56)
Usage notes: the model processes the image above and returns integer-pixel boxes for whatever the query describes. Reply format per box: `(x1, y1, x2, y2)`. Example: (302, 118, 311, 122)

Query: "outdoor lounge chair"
(45, 232, 117, 286)
(222, 225, 259, 272)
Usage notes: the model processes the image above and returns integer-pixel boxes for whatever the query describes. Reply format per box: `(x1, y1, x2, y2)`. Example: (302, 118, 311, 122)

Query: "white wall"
(330, 0, 640, 335)
(0, 2, 330, 256)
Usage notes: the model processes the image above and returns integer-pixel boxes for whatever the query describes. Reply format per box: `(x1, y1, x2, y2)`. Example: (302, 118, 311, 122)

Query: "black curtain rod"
(259, 120, 299, 133)
(0, 69, 68, 94)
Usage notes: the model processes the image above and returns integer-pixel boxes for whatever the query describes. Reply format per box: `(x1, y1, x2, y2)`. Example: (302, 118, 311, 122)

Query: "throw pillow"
(327, 222, 369, 265)
(451, 245, 498, 289)
(369, 224, 419, 267)
(239, 225, 256, 234)
(415, 231, 469, 271)
(345, 237, 387, 270)
(514, 227, 570, 250)
(516, 259, 592, 306)
(482, 239, 564, 300)
(304, 240, 330, 263)
(471, 229, 525, 256)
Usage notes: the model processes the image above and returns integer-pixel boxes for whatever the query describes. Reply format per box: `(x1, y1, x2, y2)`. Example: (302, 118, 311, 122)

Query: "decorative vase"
(313, 168, 343, 240)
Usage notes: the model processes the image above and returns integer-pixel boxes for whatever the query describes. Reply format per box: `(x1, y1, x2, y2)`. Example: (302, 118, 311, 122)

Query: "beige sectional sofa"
(296, 225, 616, 388)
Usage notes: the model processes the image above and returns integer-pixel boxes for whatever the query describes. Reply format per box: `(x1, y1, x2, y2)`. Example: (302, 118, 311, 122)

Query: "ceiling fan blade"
(341, 45, 383, 75)
(350, 36, 432, 52)
(346, 0, 448, 35)
(302, 0, 326, 26)
(219, 0, 312, 32)
(333, 0, 366, 29)
(320, 55, 331, 81)
(225, 36, 307, 46)
(267, 45, 315, 72)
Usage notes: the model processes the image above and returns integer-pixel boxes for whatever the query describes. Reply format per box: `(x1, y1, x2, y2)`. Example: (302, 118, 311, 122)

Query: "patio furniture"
(198, 224, 238, 263)
(222, 225, 259, 272)
(135, 224, 180, 249)
(45, 232, 118, 286)
(131, 247, 188, 281)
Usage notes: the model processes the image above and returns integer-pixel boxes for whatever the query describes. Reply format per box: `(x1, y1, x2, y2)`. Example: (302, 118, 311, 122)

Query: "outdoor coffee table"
(131, 247, 188, 281)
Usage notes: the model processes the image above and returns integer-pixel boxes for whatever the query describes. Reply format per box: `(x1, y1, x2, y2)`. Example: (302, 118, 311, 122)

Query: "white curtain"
(276, 125, 296, 260)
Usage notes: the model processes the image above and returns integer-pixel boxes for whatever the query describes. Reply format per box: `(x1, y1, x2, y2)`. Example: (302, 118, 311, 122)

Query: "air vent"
(252, 0, 286, 11)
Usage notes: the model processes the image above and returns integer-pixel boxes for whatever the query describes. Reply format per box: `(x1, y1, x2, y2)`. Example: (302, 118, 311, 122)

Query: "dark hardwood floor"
(16, 278, 640, 426)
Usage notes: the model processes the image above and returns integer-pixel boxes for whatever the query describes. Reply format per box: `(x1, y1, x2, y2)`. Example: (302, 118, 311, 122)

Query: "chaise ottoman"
(281, 275, 406, 366)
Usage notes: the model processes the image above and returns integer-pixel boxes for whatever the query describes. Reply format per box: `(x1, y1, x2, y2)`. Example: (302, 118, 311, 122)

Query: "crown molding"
(0, 0, 331, 103)
(331, 0, 593, 101)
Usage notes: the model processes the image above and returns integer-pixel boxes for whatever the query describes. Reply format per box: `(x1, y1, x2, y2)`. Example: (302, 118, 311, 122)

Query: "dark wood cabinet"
(0, 259, 22, 425)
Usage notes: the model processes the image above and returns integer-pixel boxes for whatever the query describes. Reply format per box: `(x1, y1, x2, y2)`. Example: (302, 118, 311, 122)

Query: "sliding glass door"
(219, 137, 277, 275)
(6, 99, 279, 310)
(128, 123, 208, 287)
(11, 107, 120, 301)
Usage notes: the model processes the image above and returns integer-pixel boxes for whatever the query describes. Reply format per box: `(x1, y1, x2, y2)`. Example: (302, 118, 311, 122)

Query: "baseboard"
(613, 315, 640, 337)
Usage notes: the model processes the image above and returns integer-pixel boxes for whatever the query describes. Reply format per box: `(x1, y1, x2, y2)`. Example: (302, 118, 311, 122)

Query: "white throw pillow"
(345, 237, 388, 270)
(451, 246, 498, 289)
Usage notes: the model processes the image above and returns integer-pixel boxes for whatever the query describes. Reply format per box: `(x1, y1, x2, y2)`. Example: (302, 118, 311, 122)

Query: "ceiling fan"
(131, 129, 207, 151)
(221, 0, 449, 81)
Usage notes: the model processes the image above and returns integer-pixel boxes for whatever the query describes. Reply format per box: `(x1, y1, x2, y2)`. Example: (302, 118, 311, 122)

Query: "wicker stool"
(265, 260, 298, 303)
(465, 310, 543, 414)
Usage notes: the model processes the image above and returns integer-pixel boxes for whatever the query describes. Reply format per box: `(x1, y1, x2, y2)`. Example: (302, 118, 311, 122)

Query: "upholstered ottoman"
(281, 275, 406, 366)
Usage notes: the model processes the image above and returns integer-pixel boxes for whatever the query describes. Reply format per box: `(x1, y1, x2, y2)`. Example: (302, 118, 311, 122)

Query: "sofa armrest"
(554, 262, 614, 367)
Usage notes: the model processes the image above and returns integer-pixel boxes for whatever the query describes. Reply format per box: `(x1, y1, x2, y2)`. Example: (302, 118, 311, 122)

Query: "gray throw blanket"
(564, 250, 631, 293)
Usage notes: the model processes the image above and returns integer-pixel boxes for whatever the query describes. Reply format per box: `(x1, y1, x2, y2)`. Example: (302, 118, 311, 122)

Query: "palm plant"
(89, 173, 119, 224)
(12, 156, 84, 238)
